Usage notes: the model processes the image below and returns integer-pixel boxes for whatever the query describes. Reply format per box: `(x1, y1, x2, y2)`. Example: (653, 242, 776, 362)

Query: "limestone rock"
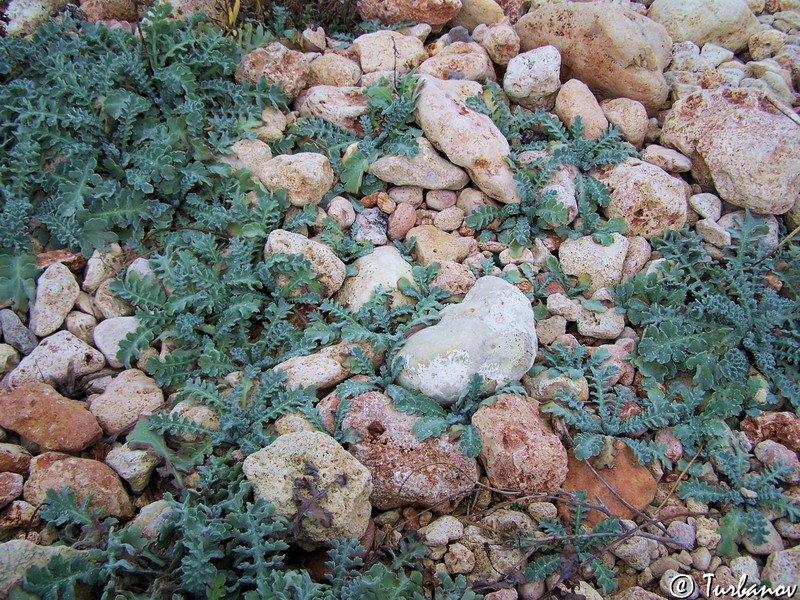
(472, 394, 568, 495)
(0, 344, 19, 374)
(64, 311, 97, 345)
(105, 442, 160, 493)
(761, 545, 800, 591)
(448, 0, 504, 32)
(93, 316, 139, 369)
(351, 30, 428, 73)
(0, 383, 102, 452)
(82, 243, 127, 294)
(406, 225, 474, 265)
(94, 278, 134, 319)
(515, 3, 672, 113)
(418, 42, 496, 82)
(334, 246, 416, 312)
(594, 158, 688, 238)
(660, 88, 800, 215)
(648, 0, 760, 53)
(8, 331, 105, 389)
(555, 79, 609, 141)
(0, 472, 23, 510)
(368, 136, 469, 190)
(0, 540, 84, 597)
(272, 342, 377, 390)
(24, 452, 134, 519)
(295, 86, 368, 133)
(600, 98, 649, 148)
(504, 45, 561, 110)
(28, 263, 79, 337)
(415, 75, 519, 204)
(243, 431, 373, 545)
(396, 276, 537, 404)
(558, 233, 629, 294)
(357, 0, 462, 26)
(235, 41, 315, 101)
(479, 23, 520, 66)
(387, 202, 417, 241)
(258, 153, 334, 207)
(89, 369, 164, 435)
(430, 259, 477, 295)
(321, 391, 479, 512)
(0, 444, 31, 475)
(307, 53, 361, 87)
(264, 229, 346, 298)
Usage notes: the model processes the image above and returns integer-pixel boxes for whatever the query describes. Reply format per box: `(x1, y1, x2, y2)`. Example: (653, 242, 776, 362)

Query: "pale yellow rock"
(368, 137, 469, 190)
(90, 369, 165, 435)
(406, 225, 474, 265)
(264, 229, 346, 298)
(555, 79, 609, 141)
(351, 30, 427, 73)
(334, 246, 416, 312)
(258, 153, 334, 207)
(448, 0, 505, 32)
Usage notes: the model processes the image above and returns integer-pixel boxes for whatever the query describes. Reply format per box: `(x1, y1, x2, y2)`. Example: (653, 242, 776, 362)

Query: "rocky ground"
(1, 0, 800, 598)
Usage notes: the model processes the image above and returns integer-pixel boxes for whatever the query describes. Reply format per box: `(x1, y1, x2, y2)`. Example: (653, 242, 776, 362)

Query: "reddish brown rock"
(0, 500, 39, 533)
(79, 0, 144, 22)
(0, 383, 103, 453)
(320, 391, 479, 513)
(34, 249, 86, 273)
(23, 452, 134, 519)
(741, 412, 800, 453)
(471, 394, 568, 499)
(660, 88, 800, 215)
(235, 41, 315, 101)
(586, 339, 636, 387)
(0, 444, 31, 476)
(357, 0, 462, 26)
(0, 472, 23, 510)
(560, 441, 657, 525)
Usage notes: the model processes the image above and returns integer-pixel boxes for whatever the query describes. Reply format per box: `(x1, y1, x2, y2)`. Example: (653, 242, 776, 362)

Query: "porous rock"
(93, 316, 140, 369)
(558, 233, 629, 294)
(264, 229, 346, 298)
(0, 383, 102, 453)
(7, 331, 105, 390)
(334, 246, 416, 312)
(396, 276, 537, 405)
(503, 45, 561, 110)
(368, 136, 469, 190)
(0, 540, 84, 597)
(89, 369, 164, 435)
(258, 153, 334, 207)
(28, 263, 80, 337)
(235, 41, 315, 101)
(405, 225, 474, 265)
(242, 431, 373, 546)
(357, 0, 462, 26)
(295, 86, 368, 134)
(351, 30, 428, 73)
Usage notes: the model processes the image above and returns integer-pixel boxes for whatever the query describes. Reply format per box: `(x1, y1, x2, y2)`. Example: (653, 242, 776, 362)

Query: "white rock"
(334, 246, 416, 312)
(307, 54, 361, 87)
(94, 279, 134, 319)
(327, 196, 357, 228)
(689, 193, 722, 220)
(93, 316, 140, 369)
(64, 311, 96, 345)
(264, 229, 346, 297)
(418, 42, 496, 82)
(368, 137, 470, 190)
(695, 218, 731, 248)
(258, 153, 334, 207)
(82, 244, 127, 294)
(761, 545, 800, 591)
(415, 75, 519, 204)
(396, 276, 537, 405)
(546, 293, 583, 322)
(243, 431, 373, 546)
(576, 288, 626, 339)
(648, 0, 761, 52)
(89, 369, 164, 435)
(105, 442, 160, 493)
(504, 45, 561, 110)
(351, 30, 427, 73)
(611, 520, 659, 570)
(558, 233, 629, 294)
(7, 331, 105, 389)
(28, 263, 80, 337)
(4, 0, 67, 36)
(480, 23, 520, 66)
(423, 515, 464, 546)
(272, 342, 353, 390)
(295, 86, 368, 133)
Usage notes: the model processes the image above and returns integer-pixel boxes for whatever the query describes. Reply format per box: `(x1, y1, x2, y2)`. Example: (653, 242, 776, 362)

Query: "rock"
(640, 145, 693, 173)
(0, 500, 38, 535)
(576, 289, 627, 339)
(131, 499, 173, 538)
(430, 260, 477, 294)
(415, 75, 519, 204)
(749, 29, 788, 61)
(555, 79, 609, 141)
(689, 193, 722, 221)
(369, 136, 470, 190)
(0, 383, 102, 452)
(741, 411, 800, 452)
(357, 0, 462, 26)
(648, 0, 760, 53)
(695, 218, 731, 248)
(234, 41, 315, 101)
(422, 515, 464, 545)
(406, 225, 474, 265)
(28, 263, 80, 337)
(718, 210, 780, 250)
(24, 452, 133, 519)
(560, 441, 657, 525)
(64, 311, 96, 346)
(462, 510, 537, 579)
(504, 45, 561, 110)
(387, 202, 418, 240)
(334, 246, 416, 312)
(0, 345, 19, 374)
(255, 106, 288, 143)
(390, 186, 425, 208)
(0, 472, 23, 510)
(82, 244, 127, 294)
(611, 521, 659, 570)
(94, 278, 134, 319)
(258, 153, 334, 207)
(307, 54, 362, 87)
(601, 98, 649, 148)
(8, 331, 105, 389)
(660, 88, 800, 215)
(755, 440, 800, 483)
(0, 444, 31, 475)
(434, 206, 465, 231)
(396, 276, 536, 405)
(515, 3, 671, 114)
(480, 23, 520, 66)
(762, 545, 800, 590)
(105, 442, 159, 493)
(0, 309, 38, 355)
(223, 138, 272, 176)
(449, 0, 505, 32)
(427, 189, 458, 211)
(0, 540, 84, 598)
(327, 196, 357, 229)
(472, 394, 568, 495)
(742, 519, 785, 554)
(419, 42, 496, 82)
(444, 542, 475, 574)
(351, 30, 427, 73)
(243, 431, 373, 546)
(594, 158, 688, 238)
(89, 369, 164, 435)
(558, 233, 629, 294)
(92, 316, 139, 370)
(295, 86, 368, 133)
(272, 342, 372, 390)
(353, 207, 388, 245)
(325, 391, 479, 512)
(169, 400, 220, 443)
(264, 229, 346, 298)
